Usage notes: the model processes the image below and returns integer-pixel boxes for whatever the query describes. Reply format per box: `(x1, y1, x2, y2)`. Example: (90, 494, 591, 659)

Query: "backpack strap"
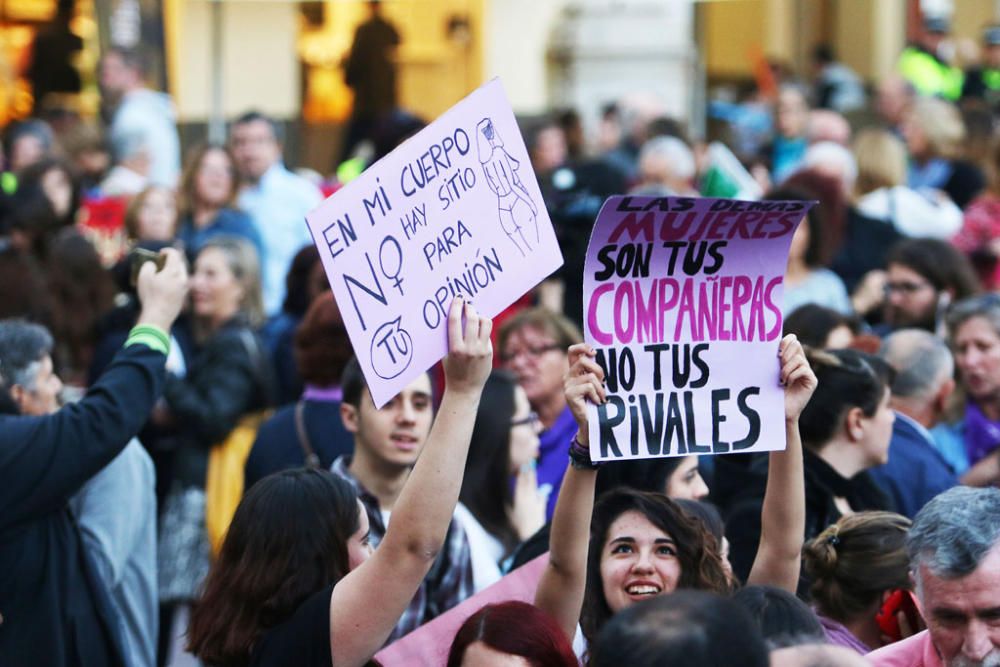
(294, 401, 321, 468)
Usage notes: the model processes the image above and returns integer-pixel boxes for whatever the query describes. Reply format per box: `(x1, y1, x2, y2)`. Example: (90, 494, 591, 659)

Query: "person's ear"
(934, 378, 956, 414)
(8, 384, 28, 412)
(341, 401, 360, 434)
(845, 406, 865, 441)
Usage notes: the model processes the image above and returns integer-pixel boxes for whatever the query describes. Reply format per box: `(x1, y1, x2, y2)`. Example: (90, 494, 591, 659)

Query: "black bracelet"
(568, 434, 601, 470)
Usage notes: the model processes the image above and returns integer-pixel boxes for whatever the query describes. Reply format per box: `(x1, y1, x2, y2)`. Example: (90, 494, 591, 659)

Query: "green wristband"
(126, 324, 170, 356)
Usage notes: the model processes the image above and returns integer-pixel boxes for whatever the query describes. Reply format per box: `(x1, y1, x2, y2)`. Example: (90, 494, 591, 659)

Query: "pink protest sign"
(583, 196, 814, 461)
(306, 79, 563, 407)
(374, 554, 549, 665)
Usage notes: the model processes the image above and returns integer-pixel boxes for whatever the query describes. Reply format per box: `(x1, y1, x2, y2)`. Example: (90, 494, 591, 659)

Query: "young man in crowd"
(228, 111, 322, 316)
(881, 239, 979, 336)
(868, 486, 1000, 666)
(331, 357, 474, 643)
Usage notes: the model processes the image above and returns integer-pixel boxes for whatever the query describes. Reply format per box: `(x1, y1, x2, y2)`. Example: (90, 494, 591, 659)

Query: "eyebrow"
(608, 536, 677, 546)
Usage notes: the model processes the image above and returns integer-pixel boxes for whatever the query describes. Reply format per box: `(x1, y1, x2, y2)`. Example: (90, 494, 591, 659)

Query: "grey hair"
(639, 136, 695, 181)
(946, 294, 1000, 341)
(0, 320, 53, 390)
(803, 141, 858, 190)
(908, 486, 1000, 586)
(5, 119, 54, 156)
(879, 328, 953, 401)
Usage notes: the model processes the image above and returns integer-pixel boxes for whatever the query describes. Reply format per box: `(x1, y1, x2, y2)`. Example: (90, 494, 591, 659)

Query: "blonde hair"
(910, 97, 966, 159)
(853, 128, 907, 196)
(198, 235, 265, 329)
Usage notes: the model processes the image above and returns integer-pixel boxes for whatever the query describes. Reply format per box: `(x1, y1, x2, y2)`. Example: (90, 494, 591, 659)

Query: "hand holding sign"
(564, 343, 607, 440)
(779, 334, 817, 422)
(442, 296, 493, 397)
(582, 196, 816, 461)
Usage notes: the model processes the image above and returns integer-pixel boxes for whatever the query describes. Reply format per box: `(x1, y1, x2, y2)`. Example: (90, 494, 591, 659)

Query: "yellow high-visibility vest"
(898, 47, 964, 100)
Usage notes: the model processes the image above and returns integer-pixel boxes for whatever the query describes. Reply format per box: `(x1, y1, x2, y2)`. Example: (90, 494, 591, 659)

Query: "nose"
(631, 549, 654, 574)
(693, 474, 710, 501)
(397, 399, 417, 424)
(961, 620, 993, 661)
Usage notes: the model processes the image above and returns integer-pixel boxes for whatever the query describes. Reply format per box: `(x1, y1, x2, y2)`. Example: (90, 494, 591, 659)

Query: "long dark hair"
(447, 601, 577, 667)
(581, 489, 732, 643)
(459, 370, 520, 551)
(187, 468, 360, 666)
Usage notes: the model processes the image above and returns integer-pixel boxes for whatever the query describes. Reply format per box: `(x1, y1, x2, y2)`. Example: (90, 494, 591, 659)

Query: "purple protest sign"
(306, 79, 563, 408)
(583, 196, 814, 461)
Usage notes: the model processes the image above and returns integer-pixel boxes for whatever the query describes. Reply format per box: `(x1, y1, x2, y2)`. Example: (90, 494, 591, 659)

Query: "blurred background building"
(0, 0, 996, 171)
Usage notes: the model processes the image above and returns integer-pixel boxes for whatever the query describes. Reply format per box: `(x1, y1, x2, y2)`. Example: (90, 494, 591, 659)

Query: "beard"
(885, 304, 937, 332)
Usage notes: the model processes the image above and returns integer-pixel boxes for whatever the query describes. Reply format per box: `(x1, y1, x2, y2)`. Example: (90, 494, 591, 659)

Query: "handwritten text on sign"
(583, 196, 813, 461)
(307, 79, 563, 407)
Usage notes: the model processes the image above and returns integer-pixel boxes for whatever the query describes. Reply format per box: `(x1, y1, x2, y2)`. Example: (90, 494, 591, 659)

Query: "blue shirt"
(238, 164, 322, 315)
(869, 412, 959, 519)
(783, 268, 853, 316)
(177, 207, 264, 262)
(537, 405, 577, 521)
(71, 439, 158, 667)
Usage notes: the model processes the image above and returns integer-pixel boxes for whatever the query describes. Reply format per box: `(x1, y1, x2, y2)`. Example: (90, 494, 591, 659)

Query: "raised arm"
(747, 334, 816, 592)
(329, 296, 492, 667)
(0, 249, 187, 525)
(534, 343, 605, 642)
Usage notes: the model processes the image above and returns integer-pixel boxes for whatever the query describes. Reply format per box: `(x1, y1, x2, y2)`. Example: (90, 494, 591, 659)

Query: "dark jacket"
(0, 344, 165, 667)
(830, 207, 904, 293)
(868, 413, 958, 519)
(723, 449, 893, 585)
(162, 318, 273, 488)
(244, 399, 354, 491)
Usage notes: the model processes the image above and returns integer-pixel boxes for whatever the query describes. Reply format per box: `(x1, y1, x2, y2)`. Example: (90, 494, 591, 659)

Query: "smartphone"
(129, 248, 166, 287)
(876, 589, 921, 642)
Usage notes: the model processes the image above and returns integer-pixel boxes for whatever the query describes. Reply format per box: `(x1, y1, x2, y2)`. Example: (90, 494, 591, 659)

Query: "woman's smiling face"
(600, 510, 682, 614)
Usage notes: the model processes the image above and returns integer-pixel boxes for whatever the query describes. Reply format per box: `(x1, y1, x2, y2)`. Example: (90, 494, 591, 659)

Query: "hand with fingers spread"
(442, 296, 493, 397)
(779, 334, 817, 422)
(563, 343, 606, 437)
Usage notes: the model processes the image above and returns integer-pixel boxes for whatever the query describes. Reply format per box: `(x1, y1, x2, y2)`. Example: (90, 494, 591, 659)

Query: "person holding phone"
(803, 512, 915, 654)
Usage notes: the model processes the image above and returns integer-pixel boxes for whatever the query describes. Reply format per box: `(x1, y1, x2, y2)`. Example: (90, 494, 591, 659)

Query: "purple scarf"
(964, 401, 1000, 467)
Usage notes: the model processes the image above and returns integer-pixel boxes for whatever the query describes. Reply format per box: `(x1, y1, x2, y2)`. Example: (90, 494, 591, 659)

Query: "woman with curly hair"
(534, 336, 817, 648)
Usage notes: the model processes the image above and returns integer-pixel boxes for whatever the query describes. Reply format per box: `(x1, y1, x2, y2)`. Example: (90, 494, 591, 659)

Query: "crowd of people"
(2, 14, 1000, 667)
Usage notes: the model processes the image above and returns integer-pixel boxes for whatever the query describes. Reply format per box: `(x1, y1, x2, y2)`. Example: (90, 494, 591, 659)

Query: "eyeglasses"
(511, 412, 540, 430)
(499, 343, 562, 364)
(884, 280, 933, 295)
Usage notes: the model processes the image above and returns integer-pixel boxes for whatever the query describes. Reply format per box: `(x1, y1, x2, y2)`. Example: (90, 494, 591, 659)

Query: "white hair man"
(632, 135, 698, 196)
(869, 329, 959, 518)
(868, 486, 1000, 666)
